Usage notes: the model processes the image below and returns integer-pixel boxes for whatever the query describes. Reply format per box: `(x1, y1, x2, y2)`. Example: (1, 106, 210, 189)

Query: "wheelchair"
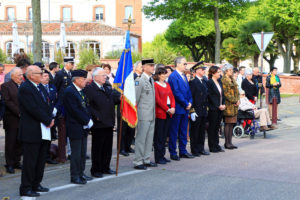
(233, 109, 266, 139)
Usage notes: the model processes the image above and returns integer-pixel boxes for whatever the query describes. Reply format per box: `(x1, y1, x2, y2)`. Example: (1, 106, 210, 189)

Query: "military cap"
(71, 70, 87, 78)
(142, 58, 155, 65)
(191, 61, 206, 71)
(33, 62, 45, 69)
(64, 57, 74, 63)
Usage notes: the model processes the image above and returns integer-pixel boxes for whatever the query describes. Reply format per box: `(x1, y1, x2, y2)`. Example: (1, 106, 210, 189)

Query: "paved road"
(1, 97, 300, 200)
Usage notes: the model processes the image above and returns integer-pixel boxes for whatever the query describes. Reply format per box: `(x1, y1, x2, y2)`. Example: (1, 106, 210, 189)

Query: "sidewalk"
(0, 96, 299, 177)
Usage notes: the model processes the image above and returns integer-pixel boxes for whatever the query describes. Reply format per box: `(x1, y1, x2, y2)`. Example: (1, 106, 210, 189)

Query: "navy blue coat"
(189, 77, 208, 117)
(168, 70, 192, 115)
(63, 84, 91, 140)
(18, 80, 52, 143)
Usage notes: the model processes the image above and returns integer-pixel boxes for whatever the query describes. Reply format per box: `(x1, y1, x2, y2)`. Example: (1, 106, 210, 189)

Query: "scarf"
(270, 75, 279, 89)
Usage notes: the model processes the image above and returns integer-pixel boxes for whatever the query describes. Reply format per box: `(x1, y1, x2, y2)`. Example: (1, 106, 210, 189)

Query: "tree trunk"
(292, 41, 300, 73)
(253, 53, 259, 68)
(32, 0, 42, 62)
(276, 38, 293, 73)
(213, 6, 221, 64)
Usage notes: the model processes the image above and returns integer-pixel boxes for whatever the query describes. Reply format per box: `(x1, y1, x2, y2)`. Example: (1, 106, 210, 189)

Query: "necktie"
(38, 85, 47, 103)
(68, 72, 71, 78)
(79, 90, 85, 100)
(149, 77, 152, 85)
(45, 84, 50, 93)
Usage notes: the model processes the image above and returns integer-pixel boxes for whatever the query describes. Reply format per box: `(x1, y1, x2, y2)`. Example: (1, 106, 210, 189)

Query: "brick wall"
(262, 75, 300, 94)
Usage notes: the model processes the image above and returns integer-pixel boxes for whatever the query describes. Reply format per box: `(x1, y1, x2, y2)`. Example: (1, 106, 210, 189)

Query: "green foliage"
(77, 48, 100, 70)
(221, 37, 246, 67)
(142, 33, 186, 65)
(0, 49, 7, 63)
(131, 51, 142, 64)
(105, 50, 123, 59)
(54, 50, 65, 68)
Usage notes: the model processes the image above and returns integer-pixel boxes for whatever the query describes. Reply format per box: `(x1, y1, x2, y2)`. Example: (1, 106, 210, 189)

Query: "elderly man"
(168, 57, 194, 160)
(2, 67, 23, 174)
(134, 61, 142, 80)
(63, 70, 93, 184)
(84, 68, 120, 178)
(19, 65, 54, 197)
(134, 59, 156, 170)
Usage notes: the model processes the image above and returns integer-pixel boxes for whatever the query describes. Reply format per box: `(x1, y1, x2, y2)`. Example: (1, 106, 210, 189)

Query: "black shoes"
(156, 159, 167, 164)
(33, 185, 49, 192)
(20, 190, 40, 197)
(145, 162, 157, 167)
(71, 177, 87, 184)
(120, 150, 129, 157)
(6, 165, 15, 174)
(224, 144, 234, 150)
(14, 163, 22, 169)
(170, 155, 180, 161)
(179, 153, 194, 159)
(199, 151, 210, 155)
(163, 157, 171, 162)
(91, 172, 103, 178)
(128, 148, 135, 153)
(103, 169, 116, 174)
(134, 164, 147, 170)
(46, 159, 58, 164)
(82, 174, 93, 181)
(192, 153, 201, 157)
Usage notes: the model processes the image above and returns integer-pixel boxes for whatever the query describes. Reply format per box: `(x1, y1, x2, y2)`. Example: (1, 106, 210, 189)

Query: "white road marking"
(42, 169, 150, 195)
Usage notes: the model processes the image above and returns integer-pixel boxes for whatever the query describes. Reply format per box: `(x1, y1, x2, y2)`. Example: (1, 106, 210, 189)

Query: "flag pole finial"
(127, 15, 132, 31)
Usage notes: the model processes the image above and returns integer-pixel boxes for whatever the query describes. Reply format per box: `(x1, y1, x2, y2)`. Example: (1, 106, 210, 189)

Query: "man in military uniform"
(189, 62, 210, 157)
(54, 57, 74, 162)
(133, 59, 157, 170)
(63, 70, 93, 184)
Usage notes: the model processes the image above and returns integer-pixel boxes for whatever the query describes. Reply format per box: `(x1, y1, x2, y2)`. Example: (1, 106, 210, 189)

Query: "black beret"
(142, 58, 155, 65)
(71, 70, 87, 78)
(64, 57, 74, 63)
(33, 62, 45, 69)
(191, 61, 206, 71)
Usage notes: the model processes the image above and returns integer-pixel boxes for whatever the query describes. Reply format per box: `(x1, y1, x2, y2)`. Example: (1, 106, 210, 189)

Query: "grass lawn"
(281, 94, 300, 98)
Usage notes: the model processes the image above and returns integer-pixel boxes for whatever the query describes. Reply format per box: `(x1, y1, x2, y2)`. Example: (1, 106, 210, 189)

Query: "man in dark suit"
(54, 57, 74, 162)
(63, 70, 93, 184)
(189, 62, 210, 157)
(48, 62, 59, 85)
(19, 65, 54, 197)
(40, 70, 59, 164)
(2, 67, 23, 174)
(84, 68, 120, 178)
(168, 57, 194, 160)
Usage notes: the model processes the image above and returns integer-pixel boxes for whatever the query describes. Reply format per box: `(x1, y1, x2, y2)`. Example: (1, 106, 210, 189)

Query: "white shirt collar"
(29, 80, 38, 88)
(73, 83, 82, 92)
(176, 69, 184, 76)
(143, 72, 151, 80)
(64, 68, 70, 74)
(93, 81, 103, 89)
(196, 75, 203, 81)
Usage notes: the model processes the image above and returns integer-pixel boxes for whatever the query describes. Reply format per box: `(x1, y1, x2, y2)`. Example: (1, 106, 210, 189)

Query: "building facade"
(0, 0, 142, 63)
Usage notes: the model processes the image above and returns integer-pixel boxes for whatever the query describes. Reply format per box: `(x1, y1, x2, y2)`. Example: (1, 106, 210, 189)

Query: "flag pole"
(116, 16, 133, 176)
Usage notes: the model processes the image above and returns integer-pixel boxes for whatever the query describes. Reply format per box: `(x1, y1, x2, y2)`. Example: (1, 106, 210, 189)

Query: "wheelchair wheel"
(233, 125, 244, 138)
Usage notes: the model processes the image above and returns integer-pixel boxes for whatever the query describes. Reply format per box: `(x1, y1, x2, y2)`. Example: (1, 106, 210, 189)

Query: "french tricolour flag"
(113, 31, 137, 128)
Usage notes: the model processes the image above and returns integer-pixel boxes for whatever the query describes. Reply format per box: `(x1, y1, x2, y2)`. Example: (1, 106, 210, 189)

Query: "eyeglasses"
(184, 63, 188, 66)
(32, 72, 43, 75)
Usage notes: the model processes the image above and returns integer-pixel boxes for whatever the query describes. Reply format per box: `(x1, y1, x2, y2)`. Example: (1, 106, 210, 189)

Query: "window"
(56, 41, 76, 58)
(7, 7, 15, 21)
(125, 6, 133, 19)
(28, 7, 32, 21)
(63, 7, 71, 21)
(42, 42, 50, 60)
(6, 41, 25, 58)
(95, 7, 104, 21)
(86, 41, 101, 57)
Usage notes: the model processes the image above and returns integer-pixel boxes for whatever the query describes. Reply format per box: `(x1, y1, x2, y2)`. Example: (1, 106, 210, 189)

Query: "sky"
(142, 0, 172, 43)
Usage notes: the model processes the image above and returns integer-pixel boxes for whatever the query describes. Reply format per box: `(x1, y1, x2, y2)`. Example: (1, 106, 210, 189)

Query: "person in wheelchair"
(239, 90, 276, 131)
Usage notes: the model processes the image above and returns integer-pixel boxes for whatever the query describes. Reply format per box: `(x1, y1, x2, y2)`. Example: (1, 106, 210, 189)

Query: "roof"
(0, 22, 141, 37)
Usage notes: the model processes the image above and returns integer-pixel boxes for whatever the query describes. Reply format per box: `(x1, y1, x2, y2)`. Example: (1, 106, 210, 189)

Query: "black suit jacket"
(189, 77, 208, 117)
(18, 80, 53, 143)
(49, 73, 55, 85)
(207, 79, 225, 111)
(63, 84, 90, 140)
(84, 81, 120, 129)
(2, 80, 19, 129)
(54, 68, 72, 115)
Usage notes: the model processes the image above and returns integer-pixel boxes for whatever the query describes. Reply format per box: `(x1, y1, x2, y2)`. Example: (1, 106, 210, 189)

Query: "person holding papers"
(18, 65, 54, 197)
(63, 70, 93, 185)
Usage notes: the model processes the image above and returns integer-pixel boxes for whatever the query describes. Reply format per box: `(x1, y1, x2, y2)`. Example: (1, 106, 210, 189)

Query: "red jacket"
(154, 82, 176, 119)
